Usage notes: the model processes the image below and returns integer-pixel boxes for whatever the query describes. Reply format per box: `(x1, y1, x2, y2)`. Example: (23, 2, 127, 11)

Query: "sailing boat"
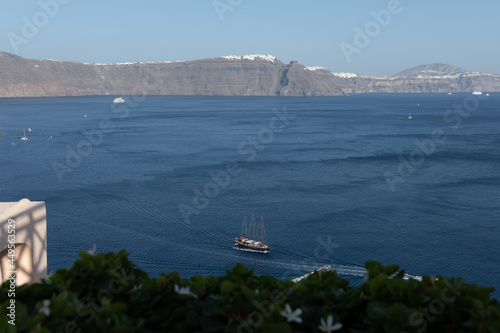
(408, 113, 412, 120)
(234, 214, 270, 253)
(20, 129, 28, 141)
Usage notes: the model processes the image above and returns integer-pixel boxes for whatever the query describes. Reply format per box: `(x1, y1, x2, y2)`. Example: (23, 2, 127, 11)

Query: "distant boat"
(84, 114, 87, 118)
(28, 128, 32, 132)
(472, 91, 482, 95)
(447, 92, 452, 95)
(20, 129, 28, 141)
(113, 97, 125, 103)
(234, 214, 270, 253)
(417, 101, 420, 107)
(408, 113, 412, 120)
(486, 93, 490, 96)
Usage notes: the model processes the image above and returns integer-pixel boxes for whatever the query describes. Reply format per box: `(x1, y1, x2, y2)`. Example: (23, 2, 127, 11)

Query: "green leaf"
(78, 250, 93, 260)
(367, 301, 389, 320)
(4, 251, 499, 332)
(240, 284, 255, 302)
(385, 278, 400, 295)
(387, 302, 409, 320)
(384, 264, 400, 276)
(475, 286, 495, 304)
(395, 269, 406, 279)
(191, 275, 206, 285)
(232, 263, 247, 276)
(365, 261, 384, 272)
(220, 280, 235, 294)
(471, 298, 485, 311)
(202, 297, 220, 316)
(370, 274, 388, 296)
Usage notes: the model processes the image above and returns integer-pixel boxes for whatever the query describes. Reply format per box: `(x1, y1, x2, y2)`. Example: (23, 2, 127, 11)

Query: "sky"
(0, 0, 499, 76)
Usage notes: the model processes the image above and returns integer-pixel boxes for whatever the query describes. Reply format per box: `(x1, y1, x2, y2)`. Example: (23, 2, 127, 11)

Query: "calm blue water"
(1, 94, 499, 297)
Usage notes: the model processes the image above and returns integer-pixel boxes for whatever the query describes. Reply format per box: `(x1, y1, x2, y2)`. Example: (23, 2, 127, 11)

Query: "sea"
(1, 94, 499, 297)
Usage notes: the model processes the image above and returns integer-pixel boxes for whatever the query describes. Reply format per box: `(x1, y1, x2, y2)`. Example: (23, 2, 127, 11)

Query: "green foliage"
(0, 251, 499, 332)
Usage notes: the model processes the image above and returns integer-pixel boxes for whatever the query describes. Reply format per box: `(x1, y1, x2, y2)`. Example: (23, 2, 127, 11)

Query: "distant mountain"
(338, 63, 500, 94)
(0, 53, 499, 98)
(392, 63, 469, 77)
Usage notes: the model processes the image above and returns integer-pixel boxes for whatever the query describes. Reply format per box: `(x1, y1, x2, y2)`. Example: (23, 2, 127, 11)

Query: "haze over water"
(1, 94, 499, 296)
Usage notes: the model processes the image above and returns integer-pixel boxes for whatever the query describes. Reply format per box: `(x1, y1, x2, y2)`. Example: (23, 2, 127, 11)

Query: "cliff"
(1, 52, 499, 98)
(0, 53, 344, 98)
(338, 72, 500, 94)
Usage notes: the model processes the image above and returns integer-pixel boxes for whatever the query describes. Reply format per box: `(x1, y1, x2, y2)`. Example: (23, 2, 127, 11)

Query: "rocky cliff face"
(0, 52, 499, 98)
(339, 72, 500, 94)
(338, 62, 500, 93)
(0, 53, 344, 98)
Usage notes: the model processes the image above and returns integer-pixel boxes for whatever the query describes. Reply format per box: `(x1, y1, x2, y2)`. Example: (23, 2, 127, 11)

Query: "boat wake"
(233, 246, 270, 254)
(52, 184, 422, 282)
(403, 273, 422, 281)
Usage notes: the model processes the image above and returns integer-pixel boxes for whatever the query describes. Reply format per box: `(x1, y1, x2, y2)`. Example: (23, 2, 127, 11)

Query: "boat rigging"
(234, 214, 270, 253)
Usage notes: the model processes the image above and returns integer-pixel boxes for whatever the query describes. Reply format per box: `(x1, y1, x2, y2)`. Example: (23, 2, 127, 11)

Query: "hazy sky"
(1, 0, 499, 76)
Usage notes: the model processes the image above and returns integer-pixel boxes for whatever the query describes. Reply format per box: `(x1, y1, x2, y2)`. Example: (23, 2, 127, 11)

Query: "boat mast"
(241, 216, 248, 238)
(261, 216, 264, 243)
(252, 214, 256, 241)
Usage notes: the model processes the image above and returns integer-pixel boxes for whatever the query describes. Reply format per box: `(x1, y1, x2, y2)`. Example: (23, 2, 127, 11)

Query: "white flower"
(87, 244, 97, 255)
(319, 315, 342, 332)
(174, 284, 197, 298)
(39, 299, 51, 316)
(280, 303, 302, 323)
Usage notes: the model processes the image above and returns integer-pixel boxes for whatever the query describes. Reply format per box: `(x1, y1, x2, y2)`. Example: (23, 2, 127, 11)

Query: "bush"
(1, 251, 499, 332)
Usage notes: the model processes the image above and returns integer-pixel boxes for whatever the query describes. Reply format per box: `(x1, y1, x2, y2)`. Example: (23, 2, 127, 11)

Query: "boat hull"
(234, 244, 270, 253)
(234, 239, 270, 253)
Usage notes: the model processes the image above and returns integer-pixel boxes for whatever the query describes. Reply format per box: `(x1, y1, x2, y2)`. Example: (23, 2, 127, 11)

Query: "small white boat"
(28, 128, 32, 132)
(113, 97, 125, 104)
(20, 129, 28, 141)
(472, 91, 482, 95)
(408, 113, 412, 120)
(447, 92, 452, 95)
(485, 93, 490, 96)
